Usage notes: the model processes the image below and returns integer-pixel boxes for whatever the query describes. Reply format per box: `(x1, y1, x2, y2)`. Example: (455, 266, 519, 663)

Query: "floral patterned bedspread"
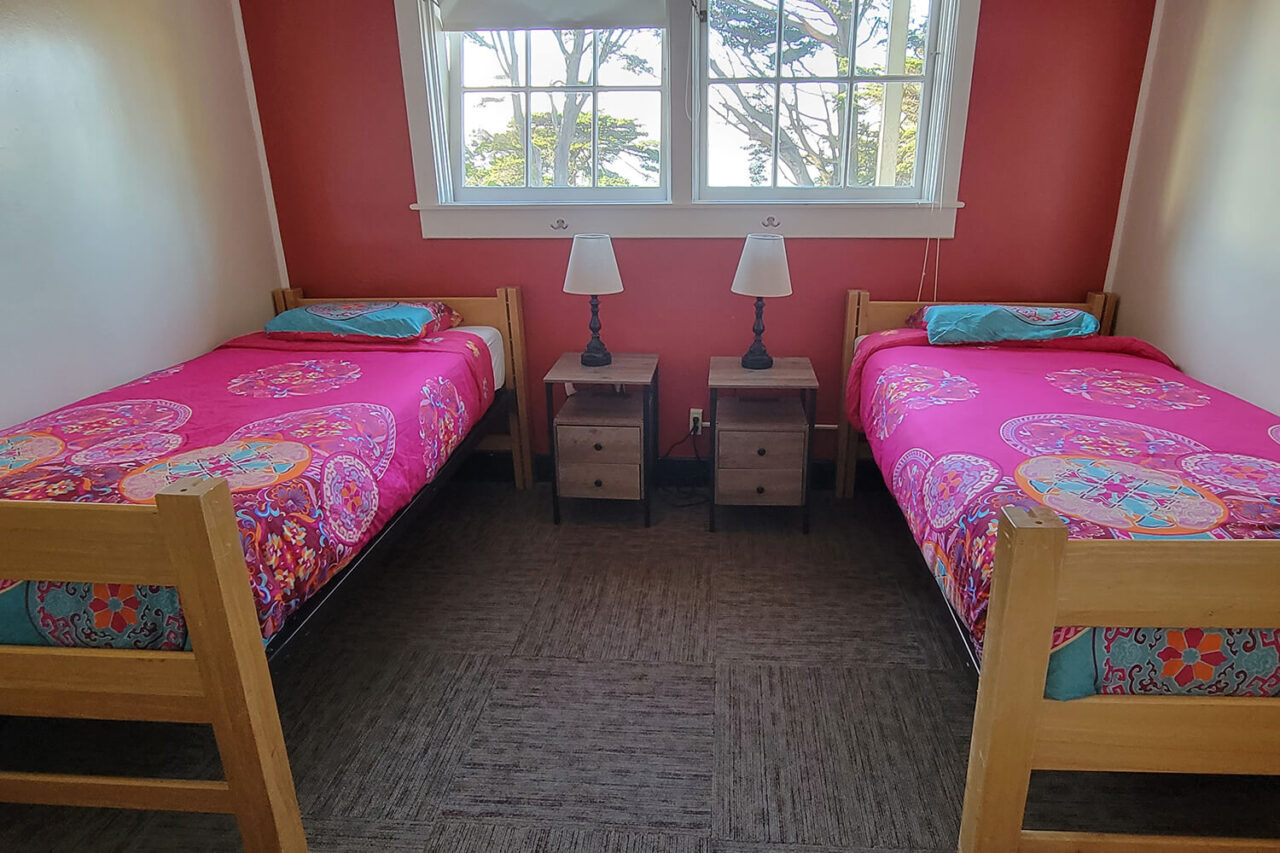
(0, 330, 494, 647)
(845, 329, 1280, 700)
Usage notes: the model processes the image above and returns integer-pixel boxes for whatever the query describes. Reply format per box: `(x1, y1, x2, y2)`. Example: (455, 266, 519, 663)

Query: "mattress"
(0, 328, 498, 647)
(845, 328, 1280, 700)
(457, 325, 505, 388)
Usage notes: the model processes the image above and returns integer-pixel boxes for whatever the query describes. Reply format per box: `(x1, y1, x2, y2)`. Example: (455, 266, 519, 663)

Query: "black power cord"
(657, 420, 710, 508)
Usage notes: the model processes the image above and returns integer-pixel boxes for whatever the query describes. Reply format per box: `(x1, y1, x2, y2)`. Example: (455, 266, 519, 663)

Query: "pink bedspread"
(0, 330, 494, 647)
(846, 329, 1280, 698)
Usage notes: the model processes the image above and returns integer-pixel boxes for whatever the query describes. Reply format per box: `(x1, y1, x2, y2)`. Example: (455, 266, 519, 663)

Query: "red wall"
(239, 0, 1155, 458)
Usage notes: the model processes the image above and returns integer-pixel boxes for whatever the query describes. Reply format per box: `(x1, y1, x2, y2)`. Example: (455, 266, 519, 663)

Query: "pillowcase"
(912, 304, 1099, 345)
(266, 301, 462, 342)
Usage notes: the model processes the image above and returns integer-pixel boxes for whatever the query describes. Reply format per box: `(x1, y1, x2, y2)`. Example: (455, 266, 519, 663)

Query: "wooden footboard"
(0, 479, 306, 852)
(960, 506, 1280, 851)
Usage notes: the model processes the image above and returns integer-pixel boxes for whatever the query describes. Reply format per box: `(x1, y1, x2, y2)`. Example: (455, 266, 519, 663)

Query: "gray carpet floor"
(0, 477, 1276, 851)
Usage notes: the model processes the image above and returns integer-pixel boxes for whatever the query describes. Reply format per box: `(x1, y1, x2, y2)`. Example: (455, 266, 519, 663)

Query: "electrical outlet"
(689, 407, 704, 435)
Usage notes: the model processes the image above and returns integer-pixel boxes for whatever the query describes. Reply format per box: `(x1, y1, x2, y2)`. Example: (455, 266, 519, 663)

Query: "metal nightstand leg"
(803, 388, 815, 535)
(708, 387, 718, 533)
(546, 382, 560, 524)
(643, 380, 654, 527)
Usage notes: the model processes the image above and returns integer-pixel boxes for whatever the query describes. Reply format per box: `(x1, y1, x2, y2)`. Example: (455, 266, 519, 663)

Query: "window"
(394, 0, 979, 237)
(447, 28, 668, 202)
(701, 0, 937, 201)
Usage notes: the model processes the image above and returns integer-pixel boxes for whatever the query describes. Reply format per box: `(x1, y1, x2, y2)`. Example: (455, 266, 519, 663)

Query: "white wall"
(1108, 0, 1280, 414)
(0, 0, 284, 427)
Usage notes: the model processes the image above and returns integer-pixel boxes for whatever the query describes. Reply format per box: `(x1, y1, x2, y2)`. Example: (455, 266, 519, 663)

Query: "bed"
(0, 287, 532, 851)
(835, 290, 1280, 851)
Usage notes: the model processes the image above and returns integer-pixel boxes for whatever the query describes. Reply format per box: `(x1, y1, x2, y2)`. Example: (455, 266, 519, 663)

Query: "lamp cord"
(657, 428, 710, 507)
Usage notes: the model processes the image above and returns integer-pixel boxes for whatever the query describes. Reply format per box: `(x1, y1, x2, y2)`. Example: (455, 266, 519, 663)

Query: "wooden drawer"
(558, 462, 641, 500)
(716, 467, 803, 506)
(557, 425, 641, 464)
(717, 429, 805, 469)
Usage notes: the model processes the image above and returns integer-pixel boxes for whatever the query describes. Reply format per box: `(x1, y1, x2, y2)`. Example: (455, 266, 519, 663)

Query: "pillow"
(915, 304, 1099, 345)
(266, 301, 462, 342)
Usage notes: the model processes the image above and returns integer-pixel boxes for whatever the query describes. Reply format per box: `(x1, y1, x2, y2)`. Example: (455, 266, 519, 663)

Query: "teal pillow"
(265, 301, 461, 342)
(923, 304, 1099, 345)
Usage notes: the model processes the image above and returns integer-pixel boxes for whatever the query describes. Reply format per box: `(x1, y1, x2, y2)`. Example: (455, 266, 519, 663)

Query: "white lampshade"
(563, 234, 624, 296)
(730, 233, 792, 298)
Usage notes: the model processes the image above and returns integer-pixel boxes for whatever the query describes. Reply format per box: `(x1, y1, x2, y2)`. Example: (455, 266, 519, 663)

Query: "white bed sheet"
(455, 325, 506, 388)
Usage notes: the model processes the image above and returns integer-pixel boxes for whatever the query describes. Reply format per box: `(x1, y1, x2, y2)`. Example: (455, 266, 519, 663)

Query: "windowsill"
(409, 199, 962, 238)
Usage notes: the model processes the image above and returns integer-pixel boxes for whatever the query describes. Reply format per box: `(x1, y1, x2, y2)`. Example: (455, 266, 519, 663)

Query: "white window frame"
(394, 0, 980, 238)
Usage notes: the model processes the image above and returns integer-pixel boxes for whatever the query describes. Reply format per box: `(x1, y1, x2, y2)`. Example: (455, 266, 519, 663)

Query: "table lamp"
(731, 233, 792, 369)
(563, 233, 624, 367)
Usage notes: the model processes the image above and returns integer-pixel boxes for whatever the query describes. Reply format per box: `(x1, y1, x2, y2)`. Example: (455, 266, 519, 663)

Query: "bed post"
(501, 286, 535, 490)
(271, 288, 304, 315)
(1085, 291, 1118, 335)
(156, 479, 307, 853)
(835, 290, 870, 499)
(958, 505, 1065, 852)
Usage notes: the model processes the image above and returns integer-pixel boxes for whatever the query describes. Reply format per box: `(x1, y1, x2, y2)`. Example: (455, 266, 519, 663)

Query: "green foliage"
(464, 105, 659, 188)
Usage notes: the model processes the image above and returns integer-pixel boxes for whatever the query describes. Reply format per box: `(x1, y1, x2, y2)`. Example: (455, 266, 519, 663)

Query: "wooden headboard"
(270, 287, 533, 489)
(834, 290, 1119, 498)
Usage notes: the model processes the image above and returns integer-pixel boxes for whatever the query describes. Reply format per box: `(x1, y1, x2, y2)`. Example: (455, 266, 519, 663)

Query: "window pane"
(854, 0, 929, 76)
(530, 30, 593, 87)
(776, 83, 846, 186)
(708, 0, 779, 79)
(597, 91, 662, 187)
(706, 82, 776, 186)
(462, 31, 525, 87)
(889, 80, 921, 186)
(530, 92, 593, 187)
(848, 80, 919, 186)
(463, 92, 527, 187)
(780, 0, 852, 78)
(597, 29, 664, 87)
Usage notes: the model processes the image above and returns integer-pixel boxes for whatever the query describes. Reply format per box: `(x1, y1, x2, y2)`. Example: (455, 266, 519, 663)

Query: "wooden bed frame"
(0, 287, 534, 851)
(834, 290, 1280, 850)
(0, 478, 306, 851)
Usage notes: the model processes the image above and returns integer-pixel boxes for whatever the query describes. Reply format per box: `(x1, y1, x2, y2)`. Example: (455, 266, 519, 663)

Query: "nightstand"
(708, 356, 818, 533)
(544, 353, 659, 526)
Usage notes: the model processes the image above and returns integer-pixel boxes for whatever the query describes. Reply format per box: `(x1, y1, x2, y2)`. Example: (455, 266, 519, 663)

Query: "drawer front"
(557, 425, 641, 464)
(717, 429, 806, 469)
(716, 467, 803, 506)
(558, 462, 641, 500)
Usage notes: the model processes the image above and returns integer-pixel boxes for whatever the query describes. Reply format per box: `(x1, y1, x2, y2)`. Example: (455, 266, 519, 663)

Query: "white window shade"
(436, 0, 667, 31)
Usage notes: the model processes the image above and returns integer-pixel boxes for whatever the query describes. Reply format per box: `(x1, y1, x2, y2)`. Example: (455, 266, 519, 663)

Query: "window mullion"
(463, 84, 664, 92)
(851, 74, 926, 84)
(840, 0, 859, 188)
(770, 0, 783, 188)
(524, 31, 533, 188)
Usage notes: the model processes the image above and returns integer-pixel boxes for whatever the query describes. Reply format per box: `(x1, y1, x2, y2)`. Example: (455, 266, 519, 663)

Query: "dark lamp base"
(742, 295, 774, 369)
(580, 348, 612, 367)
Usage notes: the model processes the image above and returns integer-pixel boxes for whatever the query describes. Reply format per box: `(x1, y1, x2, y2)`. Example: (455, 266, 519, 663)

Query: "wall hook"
(761, 215, 781, 228)
(550, 218, 569, 231)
